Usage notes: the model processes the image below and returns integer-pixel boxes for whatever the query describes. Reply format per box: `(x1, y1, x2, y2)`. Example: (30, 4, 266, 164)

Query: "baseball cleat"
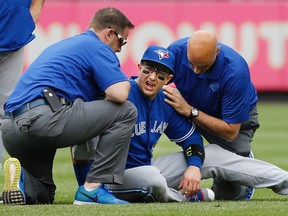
(73, 185, 129, 204)
(189, 188, 215, 202)
(2, 158, 25, 205)
(243, 186, 255, 200)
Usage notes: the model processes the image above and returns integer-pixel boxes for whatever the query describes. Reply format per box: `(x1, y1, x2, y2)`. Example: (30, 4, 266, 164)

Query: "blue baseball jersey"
(0, 0, 35, 51)
(4, 30, 128, 111)
(168, 38, 258, 124)
(126, 78, 203, 169)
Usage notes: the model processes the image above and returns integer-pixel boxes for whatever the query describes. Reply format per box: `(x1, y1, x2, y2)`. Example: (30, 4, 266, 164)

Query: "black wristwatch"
(190, 108, 199, 120)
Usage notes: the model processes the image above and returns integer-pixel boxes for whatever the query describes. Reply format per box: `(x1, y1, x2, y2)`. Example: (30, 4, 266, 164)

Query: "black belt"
(4, 99, 48, 119)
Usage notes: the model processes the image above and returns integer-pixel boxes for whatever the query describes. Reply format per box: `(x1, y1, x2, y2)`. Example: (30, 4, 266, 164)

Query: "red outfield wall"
(25, 0, 288, 91)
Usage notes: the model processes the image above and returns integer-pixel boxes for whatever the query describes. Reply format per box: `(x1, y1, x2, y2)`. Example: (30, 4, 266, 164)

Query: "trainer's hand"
(162, 85, 191, 118)
(178, 166, 201, 199)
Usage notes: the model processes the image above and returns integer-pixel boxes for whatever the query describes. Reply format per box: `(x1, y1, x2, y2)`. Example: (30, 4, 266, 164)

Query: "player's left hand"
(178, 165, 201, 198)
(162, 85, 191, 118)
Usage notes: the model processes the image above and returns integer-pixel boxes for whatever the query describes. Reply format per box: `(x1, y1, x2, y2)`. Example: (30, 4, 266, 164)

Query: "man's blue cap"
(141, 45, 175, 74)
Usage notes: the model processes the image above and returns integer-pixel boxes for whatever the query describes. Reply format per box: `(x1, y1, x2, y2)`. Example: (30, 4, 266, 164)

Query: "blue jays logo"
(209, 83, 219, 92)
(154, 49, 169, 60)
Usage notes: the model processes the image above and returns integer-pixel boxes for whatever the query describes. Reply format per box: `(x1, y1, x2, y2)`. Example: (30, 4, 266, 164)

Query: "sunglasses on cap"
(140, 62, 169, 81)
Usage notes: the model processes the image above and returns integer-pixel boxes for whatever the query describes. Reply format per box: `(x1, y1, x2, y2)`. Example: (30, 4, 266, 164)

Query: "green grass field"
(0, 101, 288, 215)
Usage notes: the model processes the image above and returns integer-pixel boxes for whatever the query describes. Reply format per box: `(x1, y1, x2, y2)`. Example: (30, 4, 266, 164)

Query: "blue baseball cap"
(141, 45, 175, 74)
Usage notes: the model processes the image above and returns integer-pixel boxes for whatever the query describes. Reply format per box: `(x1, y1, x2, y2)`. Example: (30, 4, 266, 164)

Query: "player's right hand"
(178, 165, 201, 198)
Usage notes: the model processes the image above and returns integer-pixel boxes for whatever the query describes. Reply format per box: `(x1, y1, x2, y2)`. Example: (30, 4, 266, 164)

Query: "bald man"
(164, 30, 259, 200)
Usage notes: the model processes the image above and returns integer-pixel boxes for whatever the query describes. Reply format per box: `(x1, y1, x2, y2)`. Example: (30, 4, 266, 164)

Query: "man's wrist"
(187, 156, 203, 168)
(189, 107, 199, 120)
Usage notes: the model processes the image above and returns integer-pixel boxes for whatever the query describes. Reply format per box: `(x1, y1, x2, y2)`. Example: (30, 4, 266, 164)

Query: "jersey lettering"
(132, 121, 146, 137)
(151, 121, 168, 134)
(131, 121, 168, 137)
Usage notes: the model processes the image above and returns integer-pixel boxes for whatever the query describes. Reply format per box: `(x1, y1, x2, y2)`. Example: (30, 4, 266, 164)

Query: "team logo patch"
(154, 49, 169, 60)
(209, 83, 219, 92)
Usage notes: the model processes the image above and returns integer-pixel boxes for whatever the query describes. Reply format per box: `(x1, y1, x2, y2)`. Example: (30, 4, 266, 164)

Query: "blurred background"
(25, 0, 288, 100)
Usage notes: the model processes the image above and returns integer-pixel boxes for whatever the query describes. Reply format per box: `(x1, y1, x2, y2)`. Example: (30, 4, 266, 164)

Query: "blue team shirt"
(168, 38, 258, 124)
(126, 78, 203, 169)
(4, 30, 128, 111)
(0, 0, 35, 51)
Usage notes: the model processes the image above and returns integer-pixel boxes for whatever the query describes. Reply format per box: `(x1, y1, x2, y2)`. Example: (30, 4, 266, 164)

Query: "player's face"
(137, 63, 173, 100)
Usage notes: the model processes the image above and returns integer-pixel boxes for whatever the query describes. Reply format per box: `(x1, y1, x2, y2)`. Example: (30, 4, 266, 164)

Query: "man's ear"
(216, 45, 221, 55)
(137, 63, 142, 75)
(105, 29, 114, 40)
(165, 75, 173, 84)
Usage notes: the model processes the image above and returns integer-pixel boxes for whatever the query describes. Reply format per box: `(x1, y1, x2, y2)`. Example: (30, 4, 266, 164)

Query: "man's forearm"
(30, 0, 45, 24)
(191, 109, 240, 142)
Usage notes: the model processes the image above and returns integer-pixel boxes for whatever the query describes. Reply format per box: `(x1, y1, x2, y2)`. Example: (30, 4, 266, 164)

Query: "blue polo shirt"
(168, 37, 257, 124)
(4, 30, 128, 111)
(0, 0, 35, 51)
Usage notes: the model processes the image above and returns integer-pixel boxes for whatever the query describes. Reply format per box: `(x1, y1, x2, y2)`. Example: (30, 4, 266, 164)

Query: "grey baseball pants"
(109, 144, 288, 202)
(200, 106, 260, 200)
(0, 48, 24, 170)
(2, 98, 137, 204)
